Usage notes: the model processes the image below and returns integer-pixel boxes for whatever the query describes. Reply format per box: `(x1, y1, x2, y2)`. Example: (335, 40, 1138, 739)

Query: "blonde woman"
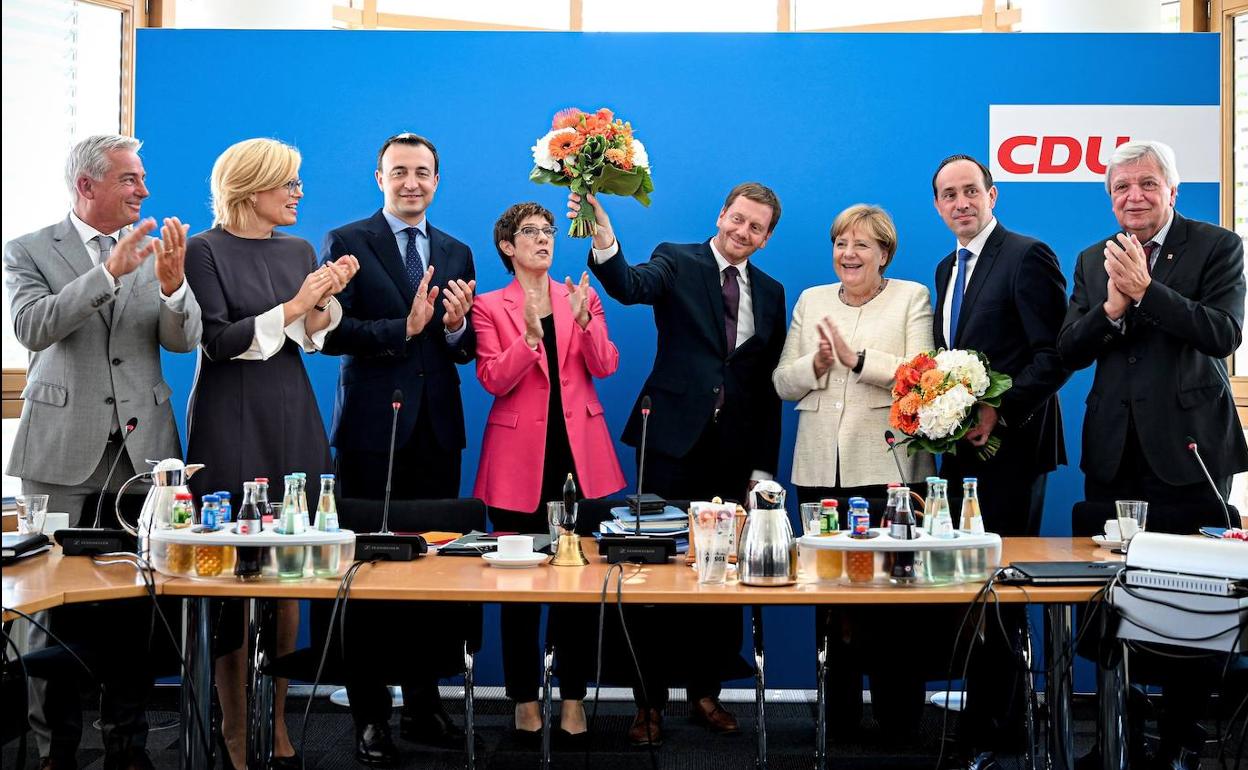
(772, 203, 934, 737)
(184, 138, 357, 769)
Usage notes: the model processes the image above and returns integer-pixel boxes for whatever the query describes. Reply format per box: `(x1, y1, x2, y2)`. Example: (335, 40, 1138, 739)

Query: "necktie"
(94, 234, 116, 266)
(403, 227, 425, 289)
(948, 248, 972, 345)
(722, 265, 740, 352)
(1143, 242, 1159, 273)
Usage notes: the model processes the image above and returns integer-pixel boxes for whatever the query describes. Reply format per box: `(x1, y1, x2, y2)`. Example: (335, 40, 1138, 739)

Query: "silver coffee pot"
(115, 458, 204, 557)
(737, 480, 797, 586)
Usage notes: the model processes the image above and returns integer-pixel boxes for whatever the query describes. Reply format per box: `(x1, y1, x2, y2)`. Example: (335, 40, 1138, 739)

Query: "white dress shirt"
(941, 217, 997, 345)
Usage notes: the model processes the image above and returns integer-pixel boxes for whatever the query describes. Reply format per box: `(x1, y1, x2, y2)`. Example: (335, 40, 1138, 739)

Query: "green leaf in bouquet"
(529, 166, 570, 187)
(595, 163, 645, 198)
(980, 372, 1012, 402)
(633, 169, 654, 207)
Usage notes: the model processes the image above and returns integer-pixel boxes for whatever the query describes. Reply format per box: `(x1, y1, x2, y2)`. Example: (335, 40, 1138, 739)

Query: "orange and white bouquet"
(889, 349, 1011, 459)
(529, 107, 654, 237)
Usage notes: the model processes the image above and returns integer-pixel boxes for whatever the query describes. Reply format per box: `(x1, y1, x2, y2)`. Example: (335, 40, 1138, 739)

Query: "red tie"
(1143, 242, 1159, 273)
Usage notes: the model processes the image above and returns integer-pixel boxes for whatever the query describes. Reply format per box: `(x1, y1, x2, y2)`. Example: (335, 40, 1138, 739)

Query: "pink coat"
(471, 278, 626, 513)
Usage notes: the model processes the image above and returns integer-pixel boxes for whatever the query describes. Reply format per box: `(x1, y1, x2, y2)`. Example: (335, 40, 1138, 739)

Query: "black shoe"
(400, 710, 465, 750)
(269, 754, 301, 770)
(553, 727, 589, 751)
(102, 748, 155, 770)
(356, 723, 399, 767)
(966, 752, 1003, 770)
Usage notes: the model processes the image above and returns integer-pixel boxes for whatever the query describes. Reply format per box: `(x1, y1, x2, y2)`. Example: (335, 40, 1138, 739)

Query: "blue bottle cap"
(202, 494, 220, 503)
(963, 477, 978, 483)
(320, 473, 334, 480)
(216, 491, 231, 499)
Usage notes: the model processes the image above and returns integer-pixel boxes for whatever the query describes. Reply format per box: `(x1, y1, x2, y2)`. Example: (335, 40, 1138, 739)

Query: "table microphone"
(884, 430, 910, 486)
(355, 389, 426, 561)
(1185, 436, 1236, 531)
(634, 396, 651, 535)
(57, 418, 141, 555)
(604, 395, 674, 564)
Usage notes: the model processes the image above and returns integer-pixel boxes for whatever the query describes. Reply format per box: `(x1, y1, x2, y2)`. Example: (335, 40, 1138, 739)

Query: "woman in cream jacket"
(773, 203, 935, 507)
(772, 204, 937, 738)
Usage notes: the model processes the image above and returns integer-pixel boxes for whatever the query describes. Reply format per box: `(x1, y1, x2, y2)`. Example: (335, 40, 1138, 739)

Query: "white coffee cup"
(1103, 519, 1121, 541)
(1117, 517, 1140, 541)
(496, 534, 535, 560)
(42, 511, 69, 535)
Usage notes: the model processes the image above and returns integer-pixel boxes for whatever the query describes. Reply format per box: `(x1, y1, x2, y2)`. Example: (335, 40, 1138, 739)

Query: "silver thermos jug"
(737, 480, 797, 586)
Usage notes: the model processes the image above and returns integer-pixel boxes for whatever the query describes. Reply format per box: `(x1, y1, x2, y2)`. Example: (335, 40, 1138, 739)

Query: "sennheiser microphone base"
(355, 532, 427, 562)
(599, 534, 677, 564)
(54, 528, 136, 556)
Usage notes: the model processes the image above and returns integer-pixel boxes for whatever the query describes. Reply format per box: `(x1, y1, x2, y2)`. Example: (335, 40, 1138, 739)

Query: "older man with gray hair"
(1059, 140, 1246, 770)
(4, 134, 201, 769)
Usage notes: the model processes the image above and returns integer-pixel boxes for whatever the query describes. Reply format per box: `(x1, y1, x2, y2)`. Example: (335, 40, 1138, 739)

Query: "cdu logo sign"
(989, 105, 1219, 183)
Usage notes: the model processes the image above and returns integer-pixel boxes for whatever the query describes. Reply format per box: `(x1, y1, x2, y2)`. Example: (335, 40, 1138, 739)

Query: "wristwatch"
(852, 350, 865, 374)
(313, 302, 329, 312)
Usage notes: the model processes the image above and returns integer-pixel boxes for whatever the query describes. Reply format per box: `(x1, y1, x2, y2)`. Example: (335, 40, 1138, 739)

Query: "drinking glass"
(1115, 500, 1148, 544)
(546, 501, 566, 544)
(15, 494, 49, 535)
(692, 505, 732, 584)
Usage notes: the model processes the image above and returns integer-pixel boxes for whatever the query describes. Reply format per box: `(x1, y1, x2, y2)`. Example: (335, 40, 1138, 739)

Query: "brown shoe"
(689, 696, 740, 735)
(627, 708, 663, 746)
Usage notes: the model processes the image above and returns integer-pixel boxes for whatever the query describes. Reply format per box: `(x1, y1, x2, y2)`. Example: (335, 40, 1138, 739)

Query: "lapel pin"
(1166, 254, 1173, 260)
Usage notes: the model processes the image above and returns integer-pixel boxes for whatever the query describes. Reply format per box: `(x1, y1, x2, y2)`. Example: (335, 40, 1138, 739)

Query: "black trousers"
(626, 417, 752, 710)
(25, 599, 158, 762)
(334, 402, 461, 727)
(488, 507, 592, 703)
(937, 452, 1044, 753)
(1082, 415, 1234, 754)
(797, 485, 933, 734)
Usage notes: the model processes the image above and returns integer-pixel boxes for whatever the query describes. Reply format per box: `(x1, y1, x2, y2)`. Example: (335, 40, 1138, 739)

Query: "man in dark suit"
(574, 184, 787, 746)
(930, 155, 1070, 769)
(321, 133, 476, 765)
(1059, 140, 1246, 770)
(931, 154, 1070, 536)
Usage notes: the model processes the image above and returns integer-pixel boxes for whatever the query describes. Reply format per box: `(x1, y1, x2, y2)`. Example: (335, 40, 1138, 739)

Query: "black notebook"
(3, 532, 51, 563)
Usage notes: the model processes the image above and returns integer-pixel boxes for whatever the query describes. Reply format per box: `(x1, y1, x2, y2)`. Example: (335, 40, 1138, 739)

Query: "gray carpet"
(2, 687, 1105, 770)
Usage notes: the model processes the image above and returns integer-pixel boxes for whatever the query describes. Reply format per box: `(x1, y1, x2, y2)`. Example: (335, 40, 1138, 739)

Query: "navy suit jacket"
(933, 223, 1069, 474)
(321, 209, 475, 454)
(1059, 212, 1248, 485)
(590, 241, 786, 475)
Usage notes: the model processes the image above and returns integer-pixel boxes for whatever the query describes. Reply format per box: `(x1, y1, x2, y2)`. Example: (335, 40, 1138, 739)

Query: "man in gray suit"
(5, 134, 201, 522)
(4, 134, 201, 770)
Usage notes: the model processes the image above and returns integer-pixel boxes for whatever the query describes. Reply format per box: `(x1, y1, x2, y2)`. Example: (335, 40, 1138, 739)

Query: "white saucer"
(1091, 535, 1124, 549)
(482, 552, 548, 568)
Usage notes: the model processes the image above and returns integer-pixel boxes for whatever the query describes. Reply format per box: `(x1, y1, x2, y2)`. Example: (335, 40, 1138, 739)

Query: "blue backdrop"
(136, 30, 1218, 689)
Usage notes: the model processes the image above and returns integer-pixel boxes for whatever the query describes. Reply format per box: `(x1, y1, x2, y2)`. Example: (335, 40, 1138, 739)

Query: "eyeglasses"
(515, 225, 557, 240)
(283, 179, 303, 194)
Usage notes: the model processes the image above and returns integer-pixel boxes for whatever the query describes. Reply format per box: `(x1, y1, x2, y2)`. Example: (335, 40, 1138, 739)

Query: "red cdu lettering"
(1084, 135, 1131, 174)
(1037, 136, 1081, 174)
(998, 135, 1037, 174)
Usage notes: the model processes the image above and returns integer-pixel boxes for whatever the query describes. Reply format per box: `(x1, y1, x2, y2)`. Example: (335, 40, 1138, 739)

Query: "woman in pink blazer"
(472, 201, 625, 741)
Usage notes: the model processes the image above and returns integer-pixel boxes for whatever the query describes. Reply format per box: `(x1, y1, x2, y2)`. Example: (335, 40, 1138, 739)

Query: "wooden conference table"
(4, 538, 1122, 770)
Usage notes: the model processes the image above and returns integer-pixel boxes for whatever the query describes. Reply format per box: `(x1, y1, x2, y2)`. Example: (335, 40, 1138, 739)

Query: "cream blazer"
(772, 279, 936, 488)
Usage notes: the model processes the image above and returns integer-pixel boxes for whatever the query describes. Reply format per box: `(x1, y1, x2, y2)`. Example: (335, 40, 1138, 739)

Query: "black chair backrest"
(1071, 500, 1240, 538)
(337, 497, 486, 534)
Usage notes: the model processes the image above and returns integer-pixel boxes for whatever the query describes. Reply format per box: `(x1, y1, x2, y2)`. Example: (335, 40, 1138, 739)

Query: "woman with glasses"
(183, 137, 357, 769)
(471, 201, 625, 742)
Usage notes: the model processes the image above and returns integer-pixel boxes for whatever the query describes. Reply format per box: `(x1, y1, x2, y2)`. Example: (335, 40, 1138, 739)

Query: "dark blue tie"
(403, 226, 425, 289)
(948, 248, 972, 344)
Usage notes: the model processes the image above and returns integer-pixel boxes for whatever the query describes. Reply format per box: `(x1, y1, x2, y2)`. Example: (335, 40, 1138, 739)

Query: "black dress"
(184, 227, 332, 656)
(490, 313, 592, 704)
(184, 227, 332, 499)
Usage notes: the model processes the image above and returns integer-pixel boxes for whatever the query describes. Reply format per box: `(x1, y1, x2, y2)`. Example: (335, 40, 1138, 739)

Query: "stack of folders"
(597, 506, 690, 553)
(3, 532, 51, 564)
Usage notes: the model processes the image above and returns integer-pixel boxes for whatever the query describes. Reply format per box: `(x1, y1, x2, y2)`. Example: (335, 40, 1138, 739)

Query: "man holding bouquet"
(572, 186, 787, 746)
(930, 154, 1070, 770)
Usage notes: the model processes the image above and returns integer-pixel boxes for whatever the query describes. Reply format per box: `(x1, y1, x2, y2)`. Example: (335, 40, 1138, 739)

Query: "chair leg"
(463, 642, 475, 770)
(541, 642, 554, 770)
(815, 627, 827, 770)
(248, 599, 276, 770)
(752, 605, 767, 770)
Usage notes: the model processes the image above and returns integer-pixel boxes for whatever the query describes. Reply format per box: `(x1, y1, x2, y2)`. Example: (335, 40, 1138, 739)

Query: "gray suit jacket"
(4, 215, 202, 485)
